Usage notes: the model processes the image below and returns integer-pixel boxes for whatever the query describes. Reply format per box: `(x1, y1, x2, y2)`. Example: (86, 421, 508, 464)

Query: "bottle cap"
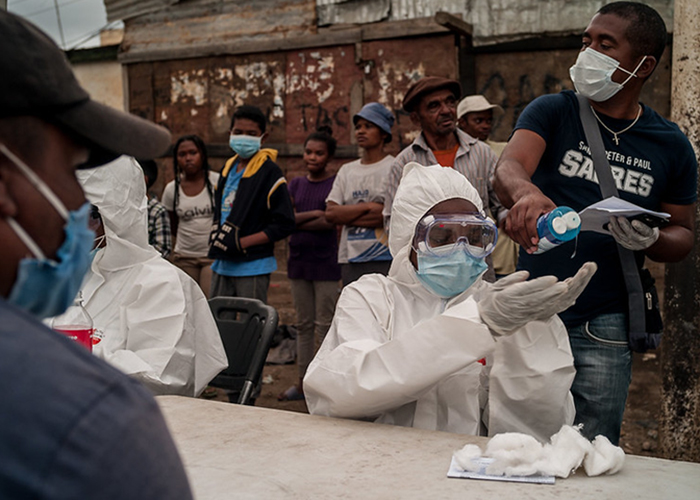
(551, 216, 567, 235)
(562, 211, 581, 230)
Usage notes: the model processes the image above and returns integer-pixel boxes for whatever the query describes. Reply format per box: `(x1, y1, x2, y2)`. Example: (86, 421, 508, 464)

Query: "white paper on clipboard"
(447, 457, 555, 485)
(578, 196, 670, 234)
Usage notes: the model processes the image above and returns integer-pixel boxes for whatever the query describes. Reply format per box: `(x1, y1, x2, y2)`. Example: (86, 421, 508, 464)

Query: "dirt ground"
(207, 251, 665, 458)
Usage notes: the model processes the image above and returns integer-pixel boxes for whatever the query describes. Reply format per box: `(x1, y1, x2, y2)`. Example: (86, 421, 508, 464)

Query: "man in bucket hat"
(382, 76, 504, 281)
(0, 11, 192, 499)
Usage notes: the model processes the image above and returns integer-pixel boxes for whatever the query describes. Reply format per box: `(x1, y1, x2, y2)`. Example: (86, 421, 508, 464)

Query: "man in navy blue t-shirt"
(493, 2, 697, 444)
(0, 11, 193, 499)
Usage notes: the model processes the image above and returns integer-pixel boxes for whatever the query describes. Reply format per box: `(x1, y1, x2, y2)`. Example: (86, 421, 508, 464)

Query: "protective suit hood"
(77, 156, 154, 270)
(388, 162, 483, 257)
(75, 156, 228, 396)
(306, 167, 575, 439)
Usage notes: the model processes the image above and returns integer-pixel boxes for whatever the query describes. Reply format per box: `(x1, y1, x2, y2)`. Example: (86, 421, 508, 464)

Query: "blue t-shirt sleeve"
(663, 128, 698, 205)
(44, 381, 193, 500)
(513, 92, 571, 143)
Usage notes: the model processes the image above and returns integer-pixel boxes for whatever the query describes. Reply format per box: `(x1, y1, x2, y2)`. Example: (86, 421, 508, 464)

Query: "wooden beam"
(360, 17, 450, 41)
(434, 11, 473, 38)
(119, 17, 450, 64)
(66, 45, 119, 64)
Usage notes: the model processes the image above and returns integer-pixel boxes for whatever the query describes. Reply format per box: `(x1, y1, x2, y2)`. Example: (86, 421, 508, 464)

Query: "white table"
(157, 396, 700, 499)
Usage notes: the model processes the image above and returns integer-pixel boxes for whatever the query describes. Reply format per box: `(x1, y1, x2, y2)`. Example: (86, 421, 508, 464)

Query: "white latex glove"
(478, 262, 597, 336)
(608, 216, 659, 251)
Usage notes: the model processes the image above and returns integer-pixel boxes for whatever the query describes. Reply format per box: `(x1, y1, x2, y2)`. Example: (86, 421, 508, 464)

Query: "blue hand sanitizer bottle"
(534, 207, 581, 254)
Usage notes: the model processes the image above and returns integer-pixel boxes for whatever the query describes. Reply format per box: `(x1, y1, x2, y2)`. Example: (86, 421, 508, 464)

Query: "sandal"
(278, 385, 305, 401)
(202, 386, 218, 399)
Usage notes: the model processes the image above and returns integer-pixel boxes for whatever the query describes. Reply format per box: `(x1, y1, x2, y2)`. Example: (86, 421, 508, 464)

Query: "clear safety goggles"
(413, 213, 498, 258)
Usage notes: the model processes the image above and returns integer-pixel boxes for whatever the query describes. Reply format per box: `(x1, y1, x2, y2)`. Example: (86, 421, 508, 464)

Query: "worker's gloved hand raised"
(478, 262, 597, 336)
(608, 216, 659, 251)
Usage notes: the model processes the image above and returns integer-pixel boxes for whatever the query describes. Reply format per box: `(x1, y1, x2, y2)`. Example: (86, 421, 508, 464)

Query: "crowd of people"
(1, 1, 697, 498)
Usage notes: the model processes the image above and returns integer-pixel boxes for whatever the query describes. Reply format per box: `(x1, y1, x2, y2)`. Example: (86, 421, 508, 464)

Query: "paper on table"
(447, 457, 555, 485)
(578, 196, 670, 234)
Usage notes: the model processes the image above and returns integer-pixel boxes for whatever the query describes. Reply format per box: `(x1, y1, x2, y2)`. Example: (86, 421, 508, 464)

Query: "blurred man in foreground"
(0, 11, 193, 499)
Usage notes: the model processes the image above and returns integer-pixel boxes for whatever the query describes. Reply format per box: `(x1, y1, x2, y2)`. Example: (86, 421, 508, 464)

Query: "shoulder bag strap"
(576, 93, 646, 341)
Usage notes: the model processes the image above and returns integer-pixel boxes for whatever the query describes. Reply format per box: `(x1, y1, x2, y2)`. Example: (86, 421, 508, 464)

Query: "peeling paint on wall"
(376, 59, 425, 109)
(132, 34, 457, 161)
(287, 51, 337, 104)
(207, 59, 287, 135)
(170, 69, 207, 105)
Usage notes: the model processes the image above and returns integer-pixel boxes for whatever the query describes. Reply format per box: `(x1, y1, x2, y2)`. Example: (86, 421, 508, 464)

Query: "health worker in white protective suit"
(304, 162, 597, 441)
(76, 156, 228, 396)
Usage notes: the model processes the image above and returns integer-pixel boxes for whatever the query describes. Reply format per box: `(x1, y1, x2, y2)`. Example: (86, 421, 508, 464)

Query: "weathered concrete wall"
(315, 0, 675, 46)
(474, 46, 672, 142)
(661, 0, 700, 464)
(470, 0, 674, 46)
(120, 0, 316, 62)
(73, 60, 125, 111)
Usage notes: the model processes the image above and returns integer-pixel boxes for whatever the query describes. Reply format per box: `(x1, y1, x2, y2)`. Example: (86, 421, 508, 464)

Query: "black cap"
(0, 11, 171, 167)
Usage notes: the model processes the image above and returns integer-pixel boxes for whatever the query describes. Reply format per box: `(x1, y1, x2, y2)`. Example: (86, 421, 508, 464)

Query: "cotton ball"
(453, 444, 483, 472)
(542, 425, 594, 478)
(484, 432, 545, 476)
(583, 435, 625, 476)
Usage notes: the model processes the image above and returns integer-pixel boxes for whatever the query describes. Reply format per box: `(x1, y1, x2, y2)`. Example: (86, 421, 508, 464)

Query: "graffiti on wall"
(297, 103, 350, 133)
(478, 71, 571, 140)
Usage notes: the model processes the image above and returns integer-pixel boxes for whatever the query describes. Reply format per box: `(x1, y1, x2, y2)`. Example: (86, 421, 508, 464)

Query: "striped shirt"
(382, 129, 503, 222)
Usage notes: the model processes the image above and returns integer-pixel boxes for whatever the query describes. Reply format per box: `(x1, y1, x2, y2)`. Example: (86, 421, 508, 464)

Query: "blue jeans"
(567, 313, 631, 445)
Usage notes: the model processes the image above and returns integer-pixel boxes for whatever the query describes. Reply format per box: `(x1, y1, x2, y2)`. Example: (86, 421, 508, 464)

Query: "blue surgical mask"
(1, 144, 95, 319)
(229, 134, 261, 159)
(415, 244, 488, 298)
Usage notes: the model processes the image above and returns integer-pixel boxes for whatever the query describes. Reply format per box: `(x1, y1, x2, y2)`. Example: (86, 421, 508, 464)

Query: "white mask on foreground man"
(304, 163, 597, 441)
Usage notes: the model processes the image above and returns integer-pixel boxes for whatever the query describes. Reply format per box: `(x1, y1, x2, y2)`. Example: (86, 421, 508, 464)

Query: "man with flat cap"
(382, 76, 503, 280)
(0, 11, 193, 499)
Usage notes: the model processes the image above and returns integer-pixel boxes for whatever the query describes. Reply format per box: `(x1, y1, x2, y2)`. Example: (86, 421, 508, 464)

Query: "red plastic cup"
(54, 326, 94, 352)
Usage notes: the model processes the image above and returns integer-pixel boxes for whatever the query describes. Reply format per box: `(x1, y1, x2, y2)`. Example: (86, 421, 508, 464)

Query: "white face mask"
(569, 48, 647, 102)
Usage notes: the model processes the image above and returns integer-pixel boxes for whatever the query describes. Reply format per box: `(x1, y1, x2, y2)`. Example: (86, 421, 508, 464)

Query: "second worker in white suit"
(304, 163, 597, 441)
(77, 156, 228, 397)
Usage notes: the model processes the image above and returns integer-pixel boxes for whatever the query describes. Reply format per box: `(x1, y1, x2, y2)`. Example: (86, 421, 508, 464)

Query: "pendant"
(612, 134, 619, 146)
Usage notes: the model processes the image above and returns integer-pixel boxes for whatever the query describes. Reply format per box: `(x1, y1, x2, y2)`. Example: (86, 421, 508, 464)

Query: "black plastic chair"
(208, 297, 279, 405)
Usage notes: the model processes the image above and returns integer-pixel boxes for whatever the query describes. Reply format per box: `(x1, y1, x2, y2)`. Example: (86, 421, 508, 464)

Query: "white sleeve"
(304, 280, 496, 419)
(96, 264, 225, 397)
(161, 181, 175, 211)
(326, 164, 346, 205)
(486, 316, 576, 442)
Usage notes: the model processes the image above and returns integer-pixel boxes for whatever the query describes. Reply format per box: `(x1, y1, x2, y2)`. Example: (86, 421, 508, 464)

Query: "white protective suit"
(77, 156, 227, 396)
(304, 163, 576, 441)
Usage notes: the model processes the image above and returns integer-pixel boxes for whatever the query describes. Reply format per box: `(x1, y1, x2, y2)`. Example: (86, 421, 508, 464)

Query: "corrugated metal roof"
(316, 0, 468, 26)
(317, 0, 391, 26)
(316, 0, 674, 46)
(104, 0, 180, 23)
(390, 0, 469, 21)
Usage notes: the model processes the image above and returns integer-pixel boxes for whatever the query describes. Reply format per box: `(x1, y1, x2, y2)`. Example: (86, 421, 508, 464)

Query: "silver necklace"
(590, 105, 642, 146)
